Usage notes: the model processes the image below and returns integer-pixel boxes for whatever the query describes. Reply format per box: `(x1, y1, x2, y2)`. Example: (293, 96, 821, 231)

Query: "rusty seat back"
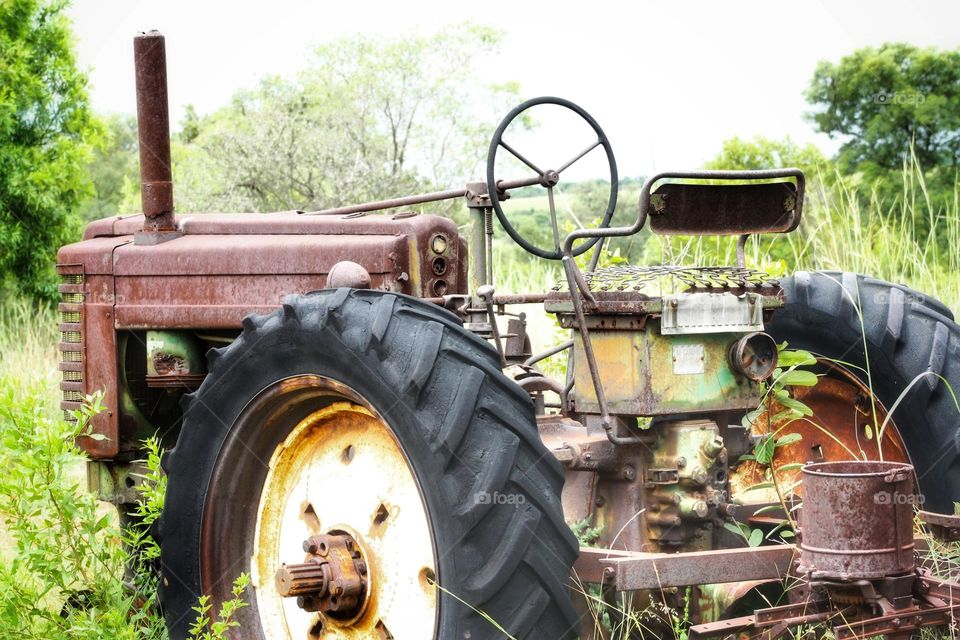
(642, 169, 805, 236)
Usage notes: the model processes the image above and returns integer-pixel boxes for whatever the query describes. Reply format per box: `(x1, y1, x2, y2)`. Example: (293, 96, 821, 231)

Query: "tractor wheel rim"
(252, 400, 437, 639)
(730, 359, 910, 504)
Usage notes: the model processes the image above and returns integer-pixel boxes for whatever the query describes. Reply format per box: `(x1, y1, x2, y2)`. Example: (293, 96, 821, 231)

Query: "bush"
(0, 385, 247, 637)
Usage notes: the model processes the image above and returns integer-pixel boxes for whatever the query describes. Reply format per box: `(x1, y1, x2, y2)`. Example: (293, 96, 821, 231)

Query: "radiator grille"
(58, 271, 84, 423)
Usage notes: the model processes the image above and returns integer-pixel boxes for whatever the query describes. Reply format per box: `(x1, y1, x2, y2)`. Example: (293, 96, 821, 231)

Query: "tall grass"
(0, 296, 59, 409)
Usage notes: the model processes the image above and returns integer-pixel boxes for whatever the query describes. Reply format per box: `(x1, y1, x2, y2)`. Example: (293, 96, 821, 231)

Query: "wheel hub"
(276, 532, 370, 619)
(252, 398, 437, 639)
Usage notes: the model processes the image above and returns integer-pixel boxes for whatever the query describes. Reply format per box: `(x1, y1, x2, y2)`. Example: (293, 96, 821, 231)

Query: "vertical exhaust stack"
(134, 30, 180, 245)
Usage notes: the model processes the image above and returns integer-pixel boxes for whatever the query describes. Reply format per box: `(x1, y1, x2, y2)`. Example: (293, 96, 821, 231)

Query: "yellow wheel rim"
(252, 401, 437, 638)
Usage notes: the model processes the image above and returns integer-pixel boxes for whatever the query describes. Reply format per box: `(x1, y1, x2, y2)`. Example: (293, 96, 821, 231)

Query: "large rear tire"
(767, 271, 960, 513)
(157, 289, 579, 639)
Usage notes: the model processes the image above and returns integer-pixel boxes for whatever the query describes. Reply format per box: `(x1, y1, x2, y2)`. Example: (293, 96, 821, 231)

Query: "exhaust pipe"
(133, 30, 179, 244)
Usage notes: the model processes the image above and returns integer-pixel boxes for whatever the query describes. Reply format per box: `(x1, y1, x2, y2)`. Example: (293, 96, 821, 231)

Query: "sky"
(68, 0, 960, 180)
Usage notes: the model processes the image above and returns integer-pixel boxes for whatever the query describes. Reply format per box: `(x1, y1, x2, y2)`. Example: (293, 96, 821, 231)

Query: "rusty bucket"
(798, 460, 916, 580)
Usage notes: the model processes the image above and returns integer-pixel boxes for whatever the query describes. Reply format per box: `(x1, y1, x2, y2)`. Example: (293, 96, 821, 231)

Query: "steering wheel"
(486, 96, 618, 260)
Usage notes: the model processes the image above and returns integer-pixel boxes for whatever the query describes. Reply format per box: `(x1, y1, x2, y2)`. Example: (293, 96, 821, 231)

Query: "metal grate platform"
(553, 265, 779, 296)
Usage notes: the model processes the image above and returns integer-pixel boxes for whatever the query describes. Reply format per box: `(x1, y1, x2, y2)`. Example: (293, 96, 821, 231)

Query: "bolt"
(621, 465, 637, 481)
(595, 496, 606, 507)
(703, 436, 724, 458)
(676, 456, 687, 468)
(303, 538, 318, 554)
(356, 561, 367, 576)
(691, 467, 709, 485)
(331, 579, 344, 596)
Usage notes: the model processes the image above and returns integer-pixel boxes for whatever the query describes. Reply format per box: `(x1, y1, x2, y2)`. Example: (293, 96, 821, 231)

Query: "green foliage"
(0, 0, 99, 299)
(570, 517, 603, 547)
(806, 43, 960, 178)
(0, 386, 148, 637)
(136, 24, 518, 215)
(77, 113, 139, 221)
(187, 573, 250, 640)
(703, 135, 831, 179)
(0, 297, 248, 639)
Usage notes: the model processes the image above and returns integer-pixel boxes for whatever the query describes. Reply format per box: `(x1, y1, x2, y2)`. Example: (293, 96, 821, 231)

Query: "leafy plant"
(0, 379, 249, 638)
(0, 0, 100, 299)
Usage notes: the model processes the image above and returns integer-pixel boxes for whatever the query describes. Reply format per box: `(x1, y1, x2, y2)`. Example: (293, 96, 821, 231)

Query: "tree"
(165, 25, 518, 215)
(704, 136, 831, 178)
(0, 0, 98, 299)
(78, 114, 138, 222)
(806, 43, 960, 175)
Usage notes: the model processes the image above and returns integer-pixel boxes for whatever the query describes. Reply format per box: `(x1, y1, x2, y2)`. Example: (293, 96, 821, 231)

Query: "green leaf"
(778, 463, 805, 472)
(776, 433, 803, 447)
(755, 436, 777, 465)
(778, 349, 817, 367)
(778, 395, 814, 417)
(741, 408, 762, 429)
(748, 528, 764, 547)
(780, 369, 819, 387)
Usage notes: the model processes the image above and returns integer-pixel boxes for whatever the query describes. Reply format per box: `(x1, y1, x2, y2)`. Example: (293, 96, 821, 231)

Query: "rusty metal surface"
(544, 289, 784, 317)
(133, 31, 177, 239)
(573, 547, 636, 584)
(85, 210, 456, 239)
(75, 212, 462, 302)
(644, 170, 804, 236)
(113, 234, 400, 275)
(573, 545, 797, 589)
(276, 533, 369, 618)
(561, 265, 781, 294)
(55, 264, 120, 459)
(114, 235, 406, 329)
(302, 188, 467, 216)
(919, 510, 960, 542)
(643, 419, 730, 551)
(571, 322, 761, 416)
(691, 570, 960, 640)
(799, 460, 916, 581)
(730, 365, 909, 504)
(57, 211, 463, 458)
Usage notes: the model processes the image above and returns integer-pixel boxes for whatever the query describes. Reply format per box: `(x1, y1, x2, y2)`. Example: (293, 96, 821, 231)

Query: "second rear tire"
(767, 271, 960, 513)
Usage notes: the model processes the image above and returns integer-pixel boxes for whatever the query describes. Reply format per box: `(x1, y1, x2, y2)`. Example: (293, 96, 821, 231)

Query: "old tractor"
(57, 31, 960, 639)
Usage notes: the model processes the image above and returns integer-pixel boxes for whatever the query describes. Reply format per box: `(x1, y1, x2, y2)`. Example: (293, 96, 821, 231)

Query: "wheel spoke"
(500, 139, 544, 176)
(546, 186, 561, 252)
(557, 139, 601, 174)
